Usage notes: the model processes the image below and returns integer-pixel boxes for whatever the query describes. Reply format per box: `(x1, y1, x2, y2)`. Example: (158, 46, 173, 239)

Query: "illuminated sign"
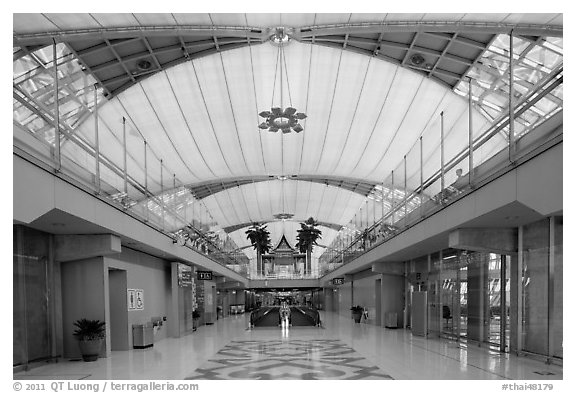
(197, 271, 213, 280)
(332, 277, 345, 285)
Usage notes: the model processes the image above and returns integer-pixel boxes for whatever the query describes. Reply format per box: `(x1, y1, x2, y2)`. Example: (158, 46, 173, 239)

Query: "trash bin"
(132, 323, 154, 349)
(385, 312, 398, 329)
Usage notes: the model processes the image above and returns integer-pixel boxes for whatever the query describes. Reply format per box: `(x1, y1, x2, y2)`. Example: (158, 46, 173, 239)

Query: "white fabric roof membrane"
(59, 40, 496, 257)
(71, 40, 492, 191)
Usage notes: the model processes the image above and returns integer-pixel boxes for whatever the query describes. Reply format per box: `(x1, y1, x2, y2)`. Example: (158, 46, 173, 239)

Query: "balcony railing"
(320, 67, 563, 277)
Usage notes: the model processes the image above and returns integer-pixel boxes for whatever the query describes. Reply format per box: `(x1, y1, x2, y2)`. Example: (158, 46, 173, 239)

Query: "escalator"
(289, 307, 317, 326)
(251, 307, 280, 327)
(250, 306, 320, 327)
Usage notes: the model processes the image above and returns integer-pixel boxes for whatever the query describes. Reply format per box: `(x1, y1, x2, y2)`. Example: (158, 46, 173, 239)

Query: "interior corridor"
(14, 311, 562, 380)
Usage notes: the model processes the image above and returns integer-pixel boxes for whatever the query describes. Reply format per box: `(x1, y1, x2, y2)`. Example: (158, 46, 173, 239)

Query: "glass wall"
(521, 217, 563, 359)
(553, 217, 563, 358)
(413, 248, 511, 351)
(440, 250, 460, 339)
(13, 225, 54, 367)
(521, 219, 550, 355)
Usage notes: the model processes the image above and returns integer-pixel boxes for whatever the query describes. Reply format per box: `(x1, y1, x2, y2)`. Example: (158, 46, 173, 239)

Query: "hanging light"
(258, 27, 307, 134)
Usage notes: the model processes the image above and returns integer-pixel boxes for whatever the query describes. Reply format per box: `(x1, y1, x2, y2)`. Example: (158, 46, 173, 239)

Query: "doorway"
(108, 269, 128, 350)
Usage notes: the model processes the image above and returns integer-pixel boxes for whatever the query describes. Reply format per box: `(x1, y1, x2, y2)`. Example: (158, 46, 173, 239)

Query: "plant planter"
(352, 312, 362, 323)
(78, 339, 103, 362)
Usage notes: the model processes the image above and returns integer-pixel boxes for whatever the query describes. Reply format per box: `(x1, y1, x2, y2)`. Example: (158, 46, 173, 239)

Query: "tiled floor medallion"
(187, 339, 393, 380)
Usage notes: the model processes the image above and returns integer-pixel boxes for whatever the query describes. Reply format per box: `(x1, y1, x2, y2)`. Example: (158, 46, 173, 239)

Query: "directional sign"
(197, 271, 213, 280)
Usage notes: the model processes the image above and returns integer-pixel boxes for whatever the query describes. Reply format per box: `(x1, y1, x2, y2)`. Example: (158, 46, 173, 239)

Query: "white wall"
(60, 257, 106, 359)
(353, 275, 378, 325)
(337, 283, 352, 319)
(105, 248, 172, 350)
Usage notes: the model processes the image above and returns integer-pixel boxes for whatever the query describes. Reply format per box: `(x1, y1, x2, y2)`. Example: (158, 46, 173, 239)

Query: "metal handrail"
(320, 70, 563, 272)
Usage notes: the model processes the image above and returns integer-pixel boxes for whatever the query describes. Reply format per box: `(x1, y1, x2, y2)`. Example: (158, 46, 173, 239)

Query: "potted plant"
(350, 306, 363, 323)
(192, 309, 201, 331)
(73, 319, 105, 362)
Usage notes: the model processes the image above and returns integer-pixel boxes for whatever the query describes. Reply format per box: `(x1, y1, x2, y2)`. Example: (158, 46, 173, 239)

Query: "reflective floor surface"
(13, 311, 562, 380)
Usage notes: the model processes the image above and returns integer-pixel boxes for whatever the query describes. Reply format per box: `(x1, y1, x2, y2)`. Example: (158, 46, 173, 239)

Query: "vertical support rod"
(191, 196, 194, 230)
(144, 140, 148, 222)
(365, 199, 368, 230)
(468, 77, 474, 186)
(381, 180, 385, 226)
(160, 159, 165, 230)
(500, 254, 507, 353)
(122, 117, 128, 197)
(509, 31, 515, 163)
(404, 155, 407, 221)
(420, 136, 424, 217)
(372, 193, 376, 227)
(391, 171, 395, 225)
(93, 85, 100, 193)
(548, 216, 555, 363)
(52, 41, 61, 171)
(440, 111, 445, 203)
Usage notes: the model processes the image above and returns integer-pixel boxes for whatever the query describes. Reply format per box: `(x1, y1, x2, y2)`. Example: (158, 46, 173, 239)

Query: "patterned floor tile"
(186, 339, 393, 380)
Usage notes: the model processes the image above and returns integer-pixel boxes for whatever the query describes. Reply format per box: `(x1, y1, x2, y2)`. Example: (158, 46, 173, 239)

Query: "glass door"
(13, 226, 53, 368)
(440, 250, 459, 339)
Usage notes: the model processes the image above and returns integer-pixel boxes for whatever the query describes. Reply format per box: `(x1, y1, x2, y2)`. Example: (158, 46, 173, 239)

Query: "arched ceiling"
(13, 13, 563, 261)
(13, 13, 562, 97)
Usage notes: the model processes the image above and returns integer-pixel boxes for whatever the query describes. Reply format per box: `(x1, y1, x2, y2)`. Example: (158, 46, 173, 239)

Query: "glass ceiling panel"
(13, 43, 106, 149)
(454, 34, 563, 139)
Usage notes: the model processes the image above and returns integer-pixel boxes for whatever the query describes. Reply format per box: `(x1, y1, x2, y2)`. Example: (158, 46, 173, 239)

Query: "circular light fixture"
(273, 116, 290, 127)
(273, 213, 294, 220)
(410, 53, 426, 66)
(258, 27, 307, 134)
(137, 59, 152, 71)
(259, 107, 306, 133)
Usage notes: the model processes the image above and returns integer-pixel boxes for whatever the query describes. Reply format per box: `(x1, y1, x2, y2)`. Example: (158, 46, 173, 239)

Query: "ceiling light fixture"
(273, 213, 294, 221)
(258, 27, 307, 133)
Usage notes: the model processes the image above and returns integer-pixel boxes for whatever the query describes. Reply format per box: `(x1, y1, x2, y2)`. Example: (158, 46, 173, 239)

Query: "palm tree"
(245, 223, 272, 276)
(295, 217, 322, 275)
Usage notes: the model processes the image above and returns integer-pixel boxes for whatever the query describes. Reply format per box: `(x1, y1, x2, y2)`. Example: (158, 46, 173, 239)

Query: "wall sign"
(127, 289, 144, 311)
(178, 264, 193, 287)
(332, 277, 345, 285)
(197, 271, 213, 280)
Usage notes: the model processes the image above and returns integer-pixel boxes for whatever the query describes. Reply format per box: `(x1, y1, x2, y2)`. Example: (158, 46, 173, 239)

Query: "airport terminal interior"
(12, 13, 563, 380)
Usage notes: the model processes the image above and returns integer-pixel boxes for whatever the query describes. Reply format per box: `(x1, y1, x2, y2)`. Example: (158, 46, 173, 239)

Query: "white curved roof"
(13, 13, 563, 263)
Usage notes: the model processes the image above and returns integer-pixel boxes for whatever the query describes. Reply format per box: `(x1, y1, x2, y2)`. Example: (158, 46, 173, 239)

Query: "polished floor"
(14, 311, 562, 380)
